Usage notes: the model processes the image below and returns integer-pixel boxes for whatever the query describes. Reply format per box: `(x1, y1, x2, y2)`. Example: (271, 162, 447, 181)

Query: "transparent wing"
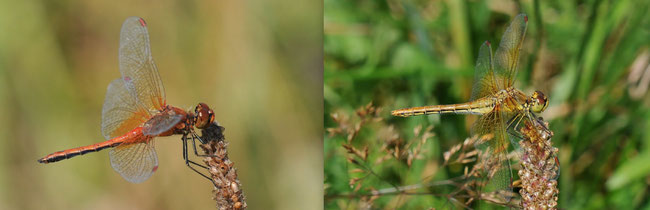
(102, 79, 151, 140)
(472, 105, 514, 202)
(109, 141, 158, 183)
(493, 14, 528, 89)
(470, 41, 499, 101)
(119, 17, 166, 112)
(142, 113, 184, 136)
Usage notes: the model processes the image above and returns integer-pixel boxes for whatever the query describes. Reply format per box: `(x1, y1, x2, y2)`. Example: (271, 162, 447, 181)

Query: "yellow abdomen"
(391, 97, 496, 117)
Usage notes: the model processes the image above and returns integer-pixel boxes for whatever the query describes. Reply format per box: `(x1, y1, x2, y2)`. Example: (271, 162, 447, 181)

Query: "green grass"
(325, 0, 650, 209)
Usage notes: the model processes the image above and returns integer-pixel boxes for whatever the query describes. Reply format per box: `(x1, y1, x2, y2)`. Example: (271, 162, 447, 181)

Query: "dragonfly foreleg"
(505, 113, 525, 141)
(190, 131, 219, 157)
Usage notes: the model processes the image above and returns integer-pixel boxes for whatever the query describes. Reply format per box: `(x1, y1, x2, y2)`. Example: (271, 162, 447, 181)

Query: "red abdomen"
(38, 127, 146, 163)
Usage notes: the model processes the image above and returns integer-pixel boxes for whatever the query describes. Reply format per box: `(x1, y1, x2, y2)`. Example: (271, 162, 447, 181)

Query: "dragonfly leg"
(190, 131, 219, 157)
(181, 135, 218, 187)
(183, 135, 208, 168)
(514, 113, 527, 132)
(506, 113, 525, 140)
(193, 130, 209, 144)
(534, 115, 550, 131)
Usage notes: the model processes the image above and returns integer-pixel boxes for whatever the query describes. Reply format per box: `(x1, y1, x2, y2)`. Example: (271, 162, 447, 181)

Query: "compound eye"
(194, 103, 214, 129)
(531, 91, 548, 113)
(207, 109, 215, 125)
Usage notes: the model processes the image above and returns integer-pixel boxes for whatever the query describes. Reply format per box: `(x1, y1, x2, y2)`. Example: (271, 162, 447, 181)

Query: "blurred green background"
(0, 0, 322, 209)
(325, 0, 650, 209)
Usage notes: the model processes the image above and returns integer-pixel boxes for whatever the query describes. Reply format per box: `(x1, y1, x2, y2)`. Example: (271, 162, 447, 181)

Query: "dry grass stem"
(199, 122, 247, 210)
(327, 103, 480, 207)
(518, 119, 559, 209)
(326, 103, 561, 209)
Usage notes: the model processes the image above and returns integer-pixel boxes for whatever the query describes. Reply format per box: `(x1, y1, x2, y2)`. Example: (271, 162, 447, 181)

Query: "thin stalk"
(200, 122, 247, 210)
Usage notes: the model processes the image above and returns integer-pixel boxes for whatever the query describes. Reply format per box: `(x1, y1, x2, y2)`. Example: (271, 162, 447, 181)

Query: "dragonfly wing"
(472, 105, 514, 203)
(109, 140, 158, 183)
(119, 17, 166, 112)
(102, 79, 151, 140)
(483, 150, 514, 203)
(494, 14, 528, 89)
(142, 113, 184, 136)
(470, 41, 499, 101)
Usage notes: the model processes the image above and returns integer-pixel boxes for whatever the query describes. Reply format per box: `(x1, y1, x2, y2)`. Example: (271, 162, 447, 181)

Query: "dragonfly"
(391, 14, 549, 202)
(38, 17, 216, 184)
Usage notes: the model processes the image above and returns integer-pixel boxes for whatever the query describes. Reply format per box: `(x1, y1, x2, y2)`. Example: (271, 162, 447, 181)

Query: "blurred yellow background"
(0, 0, 322, 209)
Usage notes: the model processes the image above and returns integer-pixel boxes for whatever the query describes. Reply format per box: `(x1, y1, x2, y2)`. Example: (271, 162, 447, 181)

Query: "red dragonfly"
(38, 17, 215, 183)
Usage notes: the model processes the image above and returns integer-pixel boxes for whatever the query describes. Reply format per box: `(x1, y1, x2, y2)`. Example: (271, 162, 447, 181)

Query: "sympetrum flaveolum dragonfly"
(392, 14, 553, 202)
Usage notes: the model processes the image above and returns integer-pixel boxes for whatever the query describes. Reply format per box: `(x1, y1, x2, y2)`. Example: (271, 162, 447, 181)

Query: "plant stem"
(200, 122, 247, 210)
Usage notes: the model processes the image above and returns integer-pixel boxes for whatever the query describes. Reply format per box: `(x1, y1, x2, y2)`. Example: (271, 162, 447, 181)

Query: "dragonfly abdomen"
(391, 98, 495, 117)
(38, 137, 124, 163)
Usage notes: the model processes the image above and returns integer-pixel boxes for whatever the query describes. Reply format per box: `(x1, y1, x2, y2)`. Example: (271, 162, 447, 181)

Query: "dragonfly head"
(530, 91, 548, 113)
(194, 103, 215, 129)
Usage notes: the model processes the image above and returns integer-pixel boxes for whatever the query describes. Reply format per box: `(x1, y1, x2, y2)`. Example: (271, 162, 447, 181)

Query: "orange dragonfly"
(38, 17, 216, 184)
(392, 14, 548, 201)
